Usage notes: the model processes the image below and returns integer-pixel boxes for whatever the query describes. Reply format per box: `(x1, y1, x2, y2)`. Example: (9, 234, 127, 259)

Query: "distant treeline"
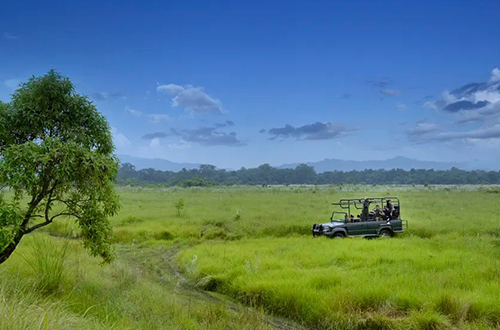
(117, 163, 500, 186)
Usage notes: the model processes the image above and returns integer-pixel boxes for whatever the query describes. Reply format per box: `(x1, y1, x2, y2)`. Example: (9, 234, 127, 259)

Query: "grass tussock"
(21, 235, 70, 295)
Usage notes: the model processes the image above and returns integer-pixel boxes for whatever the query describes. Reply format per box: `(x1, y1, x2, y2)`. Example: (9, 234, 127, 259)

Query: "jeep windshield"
(330, 212, 347, 222)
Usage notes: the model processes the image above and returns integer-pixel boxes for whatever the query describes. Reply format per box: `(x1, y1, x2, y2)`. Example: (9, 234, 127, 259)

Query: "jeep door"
(345, 221, 367, 235)
(365, 220, 381, 235)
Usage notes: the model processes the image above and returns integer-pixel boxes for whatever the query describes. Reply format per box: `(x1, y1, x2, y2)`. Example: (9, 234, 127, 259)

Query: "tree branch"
(53, 197, 90, 211)
(21, 178, 59, 231)
(24, 213, 78, 234)
(44, 189, 54, 222)
(50, 212, 79, 221)
(24, 220, 53, 234)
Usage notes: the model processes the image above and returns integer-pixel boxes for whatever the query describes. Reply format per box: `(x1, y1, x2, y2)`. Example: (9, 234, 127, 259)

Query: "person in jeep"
(384, 200, 394, 220)
(374, 205, 385, 221)
(312, 197, 408, 238)
(360, 197, 372, 221)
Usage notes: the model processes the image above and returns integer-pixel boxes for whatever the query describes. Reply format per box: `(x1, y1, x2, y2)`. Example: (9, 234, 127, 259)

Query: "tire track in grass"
(120, 244, 307, 330)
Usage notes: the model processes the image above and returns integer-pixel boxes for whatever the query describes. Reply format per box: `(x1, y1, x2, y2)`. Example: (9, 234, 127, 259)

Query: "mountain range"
(117, 155, 487, 173)
(278, 156, 473, 173)
(117, 154, 201, 172)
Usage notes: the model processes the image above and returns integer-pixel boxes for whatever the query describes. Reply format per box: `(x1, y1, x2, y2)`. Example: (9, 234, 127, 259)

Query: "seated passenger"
(373, 205, 385, 221)
(383, 200, 394, 220)
(392, 205, 400, 219)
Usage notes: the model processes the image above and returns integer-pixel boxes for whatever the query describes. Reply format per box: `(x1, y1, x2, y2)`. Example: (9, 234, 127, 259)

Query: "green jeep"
(312, 197, 408, 238)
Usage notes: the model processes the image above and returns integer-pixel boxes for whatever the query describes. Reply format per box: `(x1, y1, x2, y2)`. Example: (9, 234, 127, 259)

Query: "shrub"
(153, 230, 174, 241)
(120, 215, 144, 226)
(175, 198, 185, 216)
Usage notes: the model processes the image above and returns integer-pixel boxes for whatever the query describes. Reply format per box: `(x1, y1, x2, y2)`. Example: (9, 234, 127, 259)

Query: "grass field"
(1, 185, 499, 329)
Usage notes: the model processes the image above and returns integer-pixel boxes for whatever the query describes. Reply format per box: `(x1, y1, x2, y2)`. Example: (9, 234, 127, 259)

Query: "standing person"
(384, 200, 394, 220)
(360, 197, 372, 221)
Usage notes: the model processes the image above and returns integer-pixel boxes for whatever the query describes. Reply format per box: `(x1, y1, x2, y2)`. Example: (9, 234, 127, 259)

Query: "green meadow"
(1, 185, 500, 329)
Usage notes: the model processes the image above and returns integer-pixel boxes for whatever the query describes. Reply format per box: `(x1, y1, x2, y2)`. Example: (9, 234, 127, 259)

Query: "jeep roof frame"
(331, 197, 401, 220)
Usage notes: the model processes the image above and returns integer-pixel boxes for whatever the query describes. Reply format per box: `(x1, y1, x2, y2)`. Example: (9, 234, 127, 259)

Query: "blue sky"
(1, 0, 500, 169)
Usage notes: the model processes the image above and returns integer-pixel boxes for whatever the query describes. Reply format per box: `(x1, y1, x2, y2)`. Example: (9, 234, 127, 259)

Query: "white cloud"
(434, 124, 500, 141)
(125, 107, 171, 123)
(170, 124, 245, 146)
(473, 89, 500, 104)
(455, 102, 500, 124)
(150, 138, 161, 148)
(3, 32, 18, 40)
(441, 90, 458, 104)
(148, 114, 171, 123)
(93, 91, 126, 101)
(157, 83, 223, 114)
(4, 79, 21, 91)
(489, 68, 500, 83)
(381, 89, 399, 96)
(396, 103, 407, 111)
(125, 106, 142, 116)
(168, 140, 191, 150)
(111, 127, 132, 150)
(115, 133, 132, 148)
(424, 68, 500, 124)
(467, 137, 500, 149)
(267, 122, 354, 141)
(156, 84, 185, 95)
(406, 122, 439, 139)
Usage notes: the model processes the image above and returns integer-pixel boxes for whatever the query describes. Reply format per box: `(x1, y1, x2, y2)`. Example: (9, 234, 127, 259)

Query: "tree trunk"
(0, 232, 24, 265)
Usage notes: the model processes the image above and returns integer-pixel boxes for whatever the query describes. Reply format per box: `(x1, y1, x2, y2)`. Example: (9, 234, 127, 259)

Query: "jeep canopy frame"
(331, 197, 401, 221)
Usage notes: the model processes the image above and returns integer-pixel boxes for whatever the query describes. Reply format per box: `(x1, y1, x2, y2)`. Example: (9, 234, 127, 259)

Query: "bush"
(120, 215, 144, 226)
(175, 198, 185, 216)
(153, 230, 174, 241)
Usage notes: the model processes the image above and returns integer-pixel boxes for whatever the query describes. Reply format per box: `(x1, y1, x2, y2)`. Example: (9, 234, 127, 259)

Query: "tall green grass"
(159, 185, 500, 329)
(2, 185, 499, 329)
(0, 234, 276, 329)
(0, 279, 104, 330)
(21, 235, 70, 295)
(179, 235, 500, 328)
(103, 185, 500, 245)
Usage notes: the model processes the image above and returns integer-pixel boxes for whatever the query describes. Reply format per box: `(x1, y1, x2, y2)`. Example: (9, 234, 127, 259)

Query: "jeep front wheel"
(332, 232, 345, 239)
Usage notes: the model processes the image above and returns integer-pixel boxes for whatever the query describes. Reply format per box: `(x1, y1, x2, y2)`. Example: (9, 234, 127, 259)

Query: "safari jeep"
(312, 197, 408, 239)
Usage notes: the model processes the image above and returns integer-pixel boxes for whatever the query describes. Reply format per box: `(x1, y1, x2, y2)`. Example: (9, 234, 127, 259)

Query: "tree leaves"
(0, 70, 119, 264)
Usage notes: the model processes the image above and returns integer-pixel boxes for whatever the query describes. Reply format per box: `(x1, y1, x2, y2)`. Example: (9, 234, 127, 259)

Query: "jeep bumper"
(312, 224, 324, 237)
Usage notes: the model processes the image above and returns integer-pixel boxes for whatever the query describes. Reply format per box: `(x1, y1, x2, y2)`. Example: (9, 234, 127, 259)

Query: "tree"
(294, 164, 317, 184)
(0, 70, 119, 265)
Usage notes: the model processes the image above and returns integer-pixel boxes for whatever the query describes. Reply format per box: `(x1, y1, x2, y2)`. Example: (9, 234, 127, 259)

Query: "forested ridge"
(117, 163, 500, 186)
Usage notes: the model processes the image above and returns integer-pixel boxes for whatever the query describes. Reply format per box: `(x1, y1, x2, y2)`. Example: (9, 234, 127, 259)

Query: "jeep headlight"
(323, 227, 331, 232)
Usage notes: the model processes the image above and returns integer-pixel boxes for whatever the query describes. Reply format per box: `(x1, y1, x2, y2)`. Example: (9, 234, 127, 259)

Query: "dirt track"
(119, 244, 307, 330)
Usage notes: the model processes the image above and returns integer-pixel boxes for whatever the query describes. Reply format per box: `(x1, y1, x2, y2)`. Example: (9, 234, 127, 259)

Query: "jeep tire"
(379, 229, 392, 238)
